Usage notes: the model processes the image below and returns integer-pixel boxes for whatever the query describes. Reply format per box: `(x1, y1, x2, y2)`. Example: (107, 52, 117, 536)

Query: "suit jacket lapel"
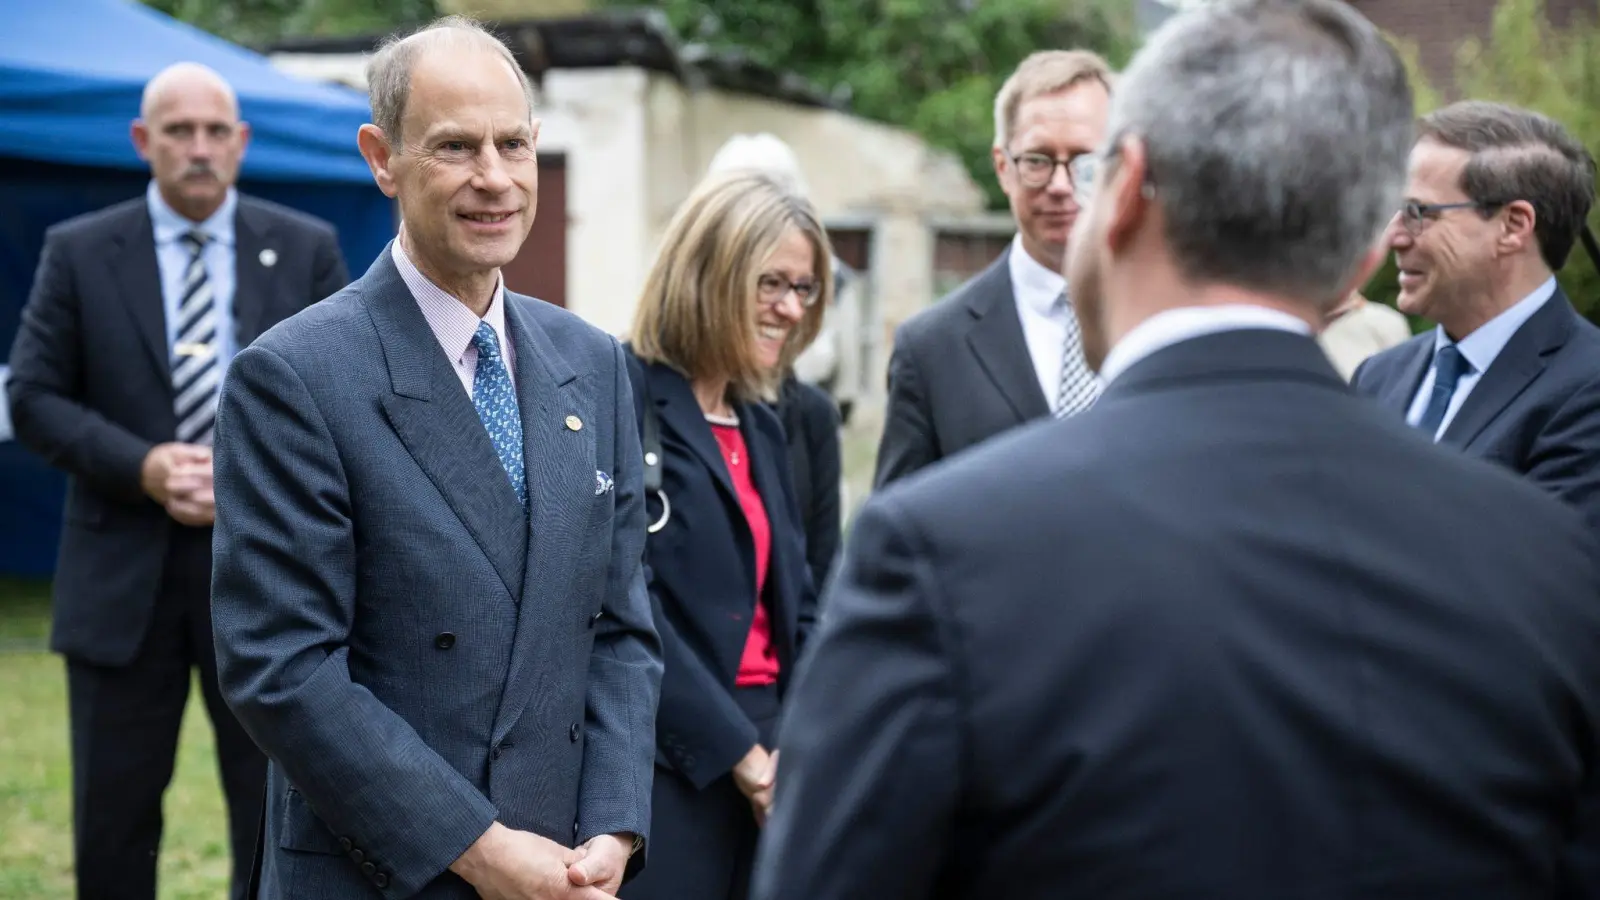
(1440, 290, 1575, 451)
(964, 253, 1051, 422)
(494, 297, 593, 744)
(1377, 338, 1433, 417)
(109, 206, 172, 388)
(232, 203, 279, 348)
(744, 413, 798, 636)
(654, 364, 740, 505)
(366, 246, 528, 598)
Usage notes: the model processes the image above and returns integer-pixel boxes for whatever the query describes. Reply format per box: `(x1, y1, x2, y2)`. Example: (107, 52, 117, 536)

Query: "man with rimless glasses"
(872, 50, 1113, 487)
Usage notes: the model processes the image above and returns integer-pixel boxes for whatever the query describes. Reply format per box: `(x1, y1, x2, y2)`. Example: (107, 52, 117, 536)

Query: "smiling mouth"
(460, 212, 514, 223)
(758, 325, 787, 341)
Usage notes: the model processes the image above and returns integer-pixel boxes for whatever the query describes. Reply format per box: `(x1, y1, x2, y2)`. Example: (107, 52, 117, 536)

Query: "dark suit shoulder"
(248, 282, 370, 361)
(892, 253, 1011, 354)
(236, 194, 338, 239)
(783, 378, 839, 430)
(42, 197, 149, 245)
(1351, 330, 1431, 393)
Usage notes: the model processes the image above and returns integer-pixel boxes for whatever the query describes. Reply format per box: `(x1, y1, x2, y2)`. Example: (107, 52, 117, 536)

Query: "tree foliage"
(1365, 0, 1600, 325)
(141, 0, 438, 48)
(605, 0, 1140, 209)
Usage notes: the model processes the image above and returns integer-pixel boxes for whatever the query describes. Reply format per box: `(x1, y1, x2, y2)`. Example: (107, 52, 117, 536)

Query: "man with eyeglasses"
(1352, 101, 1600, 531)
(872, 50, 1113, 487)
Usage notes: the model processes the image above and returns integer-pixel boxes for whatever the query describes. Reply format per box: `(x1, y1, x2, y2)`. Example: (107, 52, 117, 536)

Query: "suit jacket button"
(569, 723, 580, 742)
(339, 836, 354, 852)
(361, 860, 377, 877)
(435, 632, 455, 650)
(350, 849, 364, 864)
(374, 872, 390, 888)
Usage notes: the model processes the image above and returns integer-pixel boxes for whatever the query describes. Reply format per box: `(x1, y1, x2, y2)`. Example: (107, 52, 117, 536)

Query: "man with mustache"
(873, 50, 1113, 487)
(6, 61, 349, 900)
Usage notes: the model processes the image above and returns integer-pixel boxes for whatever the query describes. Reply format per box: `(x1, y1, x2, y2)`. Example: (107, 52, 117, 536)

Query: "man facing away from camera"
(209, 16, 662, 900)
(753, 2, 1600, 898)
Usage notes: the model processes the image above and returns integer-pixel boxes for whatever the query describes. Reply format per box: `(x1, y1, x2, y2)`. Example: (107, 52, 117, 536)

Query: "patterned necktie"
(1054, 290, 1101, 418)
(172, 230, 220, 445)
(1415, 343, 1472, 440)
(472, 321, 526, 507)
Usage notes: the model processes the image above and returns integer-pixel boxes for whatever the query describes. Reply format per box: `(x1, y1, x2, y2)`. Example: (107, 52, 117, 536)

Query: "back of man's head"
(1417, 101, 1595, 273)
(1108, 0, 1414, 312)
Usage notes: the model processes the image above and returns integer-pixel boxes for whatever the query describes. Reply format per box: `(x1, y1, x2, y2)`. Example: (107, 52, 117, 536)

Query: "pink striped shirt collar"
(391, 236, 515, 383)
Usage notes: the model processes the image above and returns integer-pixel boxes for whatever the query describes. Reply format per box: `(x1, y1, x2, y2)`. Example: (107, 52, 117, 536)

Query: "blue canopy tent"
(0, 0, 395, 577)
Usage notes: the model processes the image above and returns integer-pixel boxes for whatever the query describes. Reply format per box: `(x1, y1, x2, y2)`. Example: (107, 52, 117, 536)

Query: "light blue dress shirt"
(1405, 276, 1557, 440)
(147, 181, 239, 371)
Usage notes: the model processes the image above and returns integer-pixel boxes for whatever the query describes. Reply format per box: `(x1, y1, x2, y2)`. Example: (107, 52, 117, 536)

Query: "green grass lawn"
(0, 579, 232, 899)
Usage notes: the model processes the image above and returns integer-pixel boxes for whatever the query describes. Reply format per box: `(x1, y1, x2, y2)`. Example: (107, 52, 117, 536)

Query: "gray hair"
(1106, 0, 1414, 308)
(706, 133, 811, 197)
(1419, 101, 1596, 272)
(365, 15, 537, 147)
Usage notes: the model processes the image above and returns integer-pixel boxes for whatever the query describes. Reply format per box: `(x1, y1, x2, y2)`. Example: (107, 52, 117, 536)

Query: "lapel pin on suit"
(565, 414, 583, 431)
(259, 248, 277, 268)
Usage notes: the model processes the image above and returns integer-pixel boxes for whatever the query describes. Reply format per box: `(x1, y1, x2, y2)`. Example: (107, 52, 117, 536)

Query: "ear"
(1499, 199, 1537, 255)
(130, 119, 150, 161)
(357, 124, 400, 199)
(236, 120, 253, 152)
(1103, 135, 1152, 254)
(991, 144, 1013, 193)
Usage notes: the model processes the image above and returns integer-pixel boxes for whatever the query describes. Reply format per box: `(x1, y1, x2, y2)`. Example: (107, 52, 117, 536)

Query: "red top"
(709, 422, 779, 687)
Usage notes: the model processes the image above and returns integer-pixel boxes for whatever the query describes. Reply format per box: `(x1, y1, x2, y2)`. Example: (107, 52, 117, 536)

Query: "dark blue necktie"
(1416, 343, 1471, 439)
(472, 322, 526, 507)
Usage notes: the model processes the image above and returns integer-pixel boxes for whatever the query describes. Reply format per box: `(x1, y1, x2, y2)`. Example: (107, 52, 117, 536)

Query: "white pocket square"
(595, 470, 614, 495)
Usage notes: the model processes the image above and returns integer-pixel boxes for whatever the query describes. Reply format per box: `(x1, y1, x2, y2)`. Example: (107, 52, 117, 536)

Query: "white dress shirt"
(1007, 234, 1077, 407)
(1404, 276, 1556, 440)
(392, 237, 516, 397)
(1099, 305, 1313, 385)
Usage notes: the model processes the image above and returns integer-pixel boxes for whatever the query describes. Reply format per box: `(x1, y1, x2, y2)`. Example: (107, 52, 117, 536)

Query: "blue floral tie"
(472, 322, 526, 508)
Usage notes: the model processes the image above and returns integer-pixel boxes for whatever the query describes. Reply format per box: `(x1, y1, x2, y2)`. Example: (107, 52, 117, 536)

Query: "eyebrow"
(422, 124, 533, 144)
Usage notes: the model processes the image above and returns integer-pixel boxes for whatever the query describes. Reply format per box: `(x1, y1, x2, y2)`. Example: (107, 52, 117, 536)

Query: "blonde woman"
(620, 171, 830, 900)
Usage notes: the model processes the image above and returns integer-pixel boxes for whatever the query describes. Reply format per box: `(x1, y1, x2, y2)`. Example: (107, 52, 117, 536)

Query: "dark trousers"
(622, 685, 782, 900)
(66, 526, 267, 900)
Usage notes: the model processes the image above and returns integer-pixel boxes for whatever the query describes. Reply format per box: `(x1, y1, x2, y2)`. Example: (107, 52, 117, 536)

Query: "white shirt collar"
(1099, 304, 1313, 385)
(1007, 234, 1067, 316)
(146, 180, 237, 247)
(391, 236, 511, 368)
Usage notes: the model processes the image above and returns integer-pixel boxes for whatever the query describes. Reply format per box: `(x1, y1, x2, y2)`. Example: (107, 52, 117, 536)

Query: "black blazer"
(874, 249, 1048, 488)
(6, 194, 349, 667)
(625, 353, 816, 790)
(774, 375, 842, 593)
(757, 328, 1600, 900)
(1352, 287, 1600, 533)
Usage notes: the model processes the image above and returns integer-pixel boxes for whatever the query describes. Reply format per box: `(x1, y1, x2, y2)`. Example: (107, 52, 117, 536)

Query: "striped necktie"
(172, 230, 221, 445)
(1054, 290, 1101, 418)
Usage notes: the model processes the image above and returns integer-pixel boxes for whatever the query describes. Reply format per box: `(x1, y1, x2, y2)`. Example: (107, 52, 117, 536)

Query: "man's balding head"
(132, 62, 250, 222)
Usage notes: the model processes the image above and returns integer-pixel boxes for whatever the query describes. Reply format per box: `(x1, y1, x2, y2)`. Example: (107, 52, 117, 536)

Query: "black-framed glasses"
(757, 273, 820, 308)
(1007, 150, 1101, 192)
(1397, 199, 1507, 236)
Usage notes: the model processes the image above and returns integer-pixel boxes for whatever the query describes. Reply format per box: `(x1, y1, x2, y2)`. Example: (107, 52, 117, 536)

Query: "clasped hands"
(733, 744, 780, 827)
(141, 442, 215, 526)
(453, 823, 634, 900)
